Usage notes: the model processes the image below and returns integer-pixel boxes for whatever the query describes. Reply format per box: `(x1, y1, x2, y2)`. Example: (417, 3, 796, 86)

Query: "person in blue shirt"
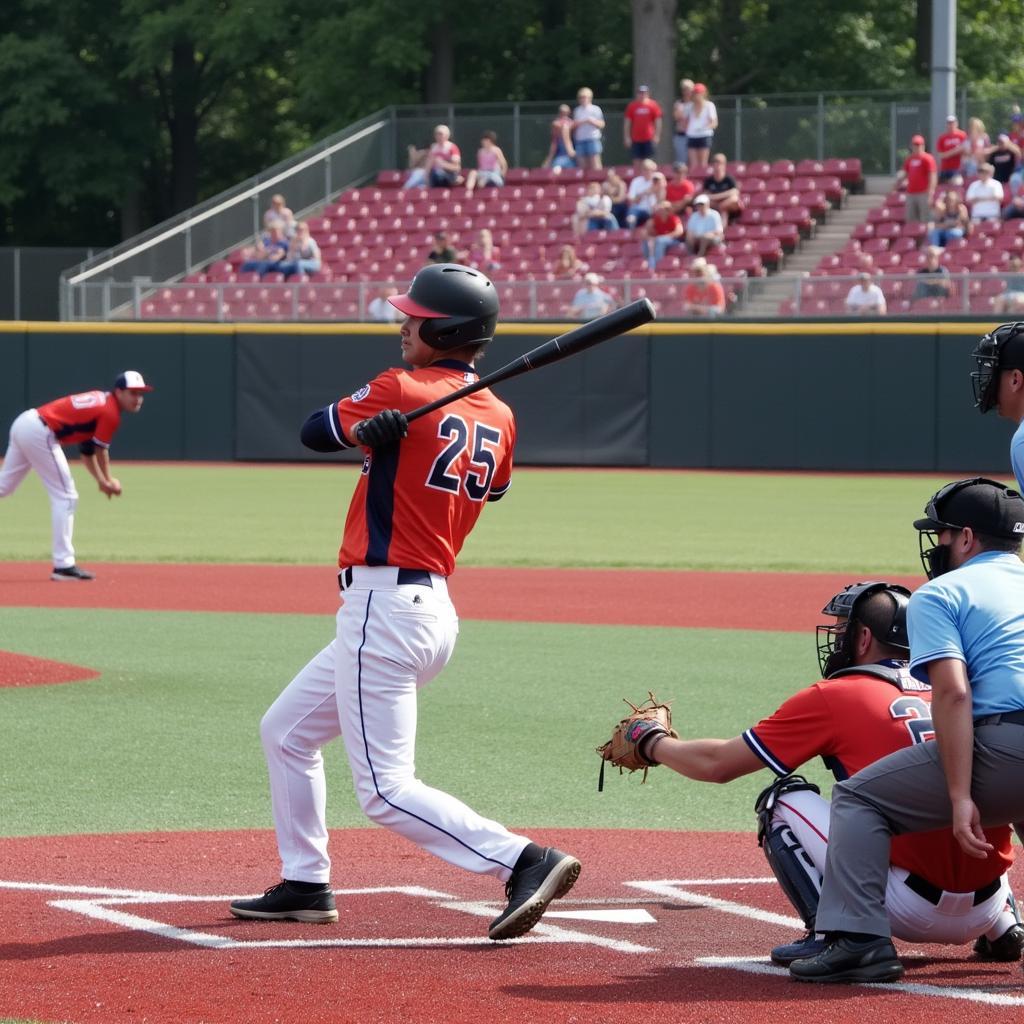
(972, 321, 1024, 489)
(788, 478, 1024, 984)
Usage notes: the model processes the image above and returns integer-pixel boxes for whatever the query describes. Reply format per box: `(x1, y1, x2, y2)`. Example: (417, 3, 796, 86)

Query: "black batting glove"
(355, 409, 409, 448)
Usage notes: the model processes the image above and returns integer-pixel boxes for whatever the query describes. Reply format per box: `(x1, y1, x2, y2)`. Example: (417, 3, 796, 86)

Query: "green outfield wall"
(0, 320, 1012, 471)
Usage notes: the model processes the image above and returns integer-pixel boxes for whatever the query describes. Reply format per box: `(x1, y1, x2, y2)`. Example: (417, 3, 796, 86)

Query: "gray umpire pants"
(816, 722, 1024, 937)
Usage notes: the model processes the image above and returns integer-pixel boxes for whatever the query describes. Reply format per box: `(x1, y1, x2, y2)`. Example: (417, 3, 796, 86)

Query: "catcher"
(598, 581, 1023, 968)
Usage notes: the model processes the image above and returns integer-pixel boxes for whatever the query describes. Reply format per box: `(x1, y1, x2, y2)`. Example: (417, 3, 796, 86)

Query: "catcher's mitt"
(596, 692, 677, 791)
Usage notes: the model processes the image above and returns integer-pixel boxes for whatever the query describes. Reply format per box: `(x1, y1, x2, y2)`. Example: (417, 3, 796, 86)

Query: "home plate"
(543, 908, 657, 924)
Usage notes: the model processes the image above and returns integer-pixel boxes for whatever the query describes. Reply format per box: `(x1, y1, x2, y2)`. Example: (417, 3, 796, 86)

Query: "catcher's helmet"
(971, 322, 1024, 412)
(388, 264, 499, 350)
(816, 581, 911, 678)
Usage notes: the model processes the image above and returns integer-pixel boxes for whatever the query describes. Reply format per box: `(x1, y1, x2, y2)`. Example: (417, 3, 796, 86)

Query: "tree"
(632, 0, 678, 163)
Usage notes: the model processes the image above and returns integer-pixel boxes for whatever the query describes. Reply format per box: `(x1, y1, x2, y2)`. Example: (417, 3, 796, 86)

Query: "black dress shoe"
(789, 935, 904, 983)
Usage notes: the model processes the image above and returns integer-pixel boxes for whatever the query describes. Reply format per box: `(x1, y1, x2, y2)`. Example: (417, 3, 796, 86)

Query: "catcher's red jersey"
(37, 391, 122, 448)
(333, 359, 515, 576)
(744, 668, 1013, 892)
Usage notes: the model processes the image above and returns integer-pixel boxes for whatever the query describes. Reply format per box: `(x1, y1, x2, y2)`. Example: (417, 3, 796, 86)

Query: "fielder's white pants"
(0, 410, 78, 568)
(260, 566, 530, 884)
(773, 789, 1015, 944)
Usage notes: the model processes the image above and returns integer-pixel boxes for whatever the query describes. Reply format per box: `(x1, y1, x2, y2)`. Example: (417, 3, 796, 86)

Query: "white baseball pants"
(773, 788, 1015, 944)
(260, 565, 530, 884)
(0, 410, 78, 568)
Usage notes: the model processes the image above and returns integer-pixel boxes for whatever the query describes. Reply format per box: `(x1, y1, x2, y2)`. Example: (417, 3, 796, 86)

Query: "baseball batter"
(0, 370, 153, 580)
(230, 264, 581, 940)
(600, 581, 1020, 968)
(971, 321, 1024, 489)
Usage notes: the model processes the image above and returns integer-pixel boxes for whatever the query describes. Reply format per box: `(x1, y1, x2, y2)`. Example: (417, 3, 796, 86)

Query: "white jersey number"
(426, 414, 502, 502)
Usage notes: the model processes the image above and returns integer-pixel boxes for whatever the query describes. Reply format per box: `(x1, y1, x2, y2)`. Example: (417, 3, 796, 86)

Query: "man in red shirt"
(936, 114, 968, 184)
(0, 370, 153, 580)
(898, 134, 938, 223)
(623, 84, 663, 173)
(231, 264, 581, 940)
(666, 161, 696, 216)
(609, 581, 1021, 971)
(641, 200, 684, 270)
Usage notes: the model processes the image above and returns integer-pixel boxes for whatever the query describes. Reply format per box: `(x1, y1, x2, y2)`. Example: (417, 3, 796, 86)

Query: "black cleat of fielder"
(488, 847, 581, 941)
(51, 565, 95, 581)
(974, 924, 1024, 962)
(229, 880, 338, 923)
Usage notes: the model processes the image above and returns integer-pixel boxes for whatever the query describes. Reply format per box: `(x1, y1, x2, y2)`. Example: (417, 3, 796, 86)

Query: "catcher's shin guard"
(754, 774, 821, 846)
(761, 824, 822, 931)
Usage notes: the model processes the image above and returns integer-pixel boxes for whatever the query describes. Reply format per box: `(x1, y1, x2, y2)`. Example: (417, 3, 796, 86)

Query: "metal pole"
(324, 152, 332, 205)
(890, 103, 898, 176)
(513, 103, 521, 168)
(734, 97, 742, 161)
(817, 94, 825, 159)
(13, 247, 20, 320)
(930, 0, 957, 151)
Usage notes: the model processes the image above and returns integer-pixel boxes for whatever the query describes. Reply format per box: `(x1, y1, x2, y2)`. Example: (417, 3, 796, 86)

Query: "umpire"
(791, 477, 1024, 983)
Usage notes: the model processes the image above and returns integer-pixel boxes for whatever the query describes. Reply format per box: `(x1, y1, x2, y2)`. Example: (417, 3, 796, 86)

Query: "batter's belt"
(338, 566, 442, 591)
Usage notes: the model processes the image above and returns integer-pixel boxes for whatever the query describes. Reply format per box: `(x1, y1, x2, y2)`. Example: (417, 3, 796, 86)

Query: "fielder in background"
(0, 370, 154, 581)
(599, 581, 1021, 970)
(793, 478, 1024, 983)
(971, 321, 1024, 489)
(231, 264, 581, 940)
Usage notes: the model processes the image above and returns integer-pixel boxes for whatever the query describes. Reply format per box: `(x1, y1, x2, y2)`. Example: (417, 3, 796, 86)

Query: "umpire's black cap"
(914, 477, 1024, 539)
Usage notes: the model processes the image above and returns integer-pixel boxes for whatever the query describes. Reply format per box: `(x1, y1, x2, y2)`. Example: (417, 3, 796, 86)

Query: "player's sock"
(513, 843, 546, 873)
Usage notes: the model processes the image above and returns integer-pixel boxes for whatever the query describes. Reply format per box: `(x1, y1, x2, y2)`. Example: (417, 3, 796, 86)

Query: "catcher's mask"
(971, 322, 1024, 413)
(816, 581, 911, 678)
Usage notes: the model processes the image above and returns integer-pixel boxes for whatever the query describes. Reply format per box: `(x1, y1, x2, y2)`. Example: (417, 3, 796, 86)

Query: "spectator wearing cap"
(984, 133, 1021, 187)
(684, 83, 717, 173)
(567, 273, 616, 320)
(966, 163, 1004, 222)
(897, 134, 937, 223)
(624, 84, 663, 174)
(682, 257, 726, 317)
(672, 78, 695, 164)
(936, 115, 967, 184)
(684, 194, 724, 255)
(641, 201, 685, 271)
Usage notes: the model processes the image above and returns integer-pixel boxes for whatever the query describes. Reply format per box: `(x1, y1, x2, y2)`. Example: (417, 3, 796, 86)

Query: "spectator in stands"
(368, 286, 399, 322)
(407, 125, 462, 188)
(542, 104, 577, 171)
(911, 245, 953, 303)
(603, 168, 629, 227)
(928, 188, 971, 247)
(963, 117, 990, 177)
(966, 163, 1004, 222)
(844, 271, 887, 315)
(263, 194, 295, 237)
(994, 255, 1024, 315)
(856, 252, 881, 277)
(625, 159, 659, 229)
(682, 257, 727, 317)
(672, 78, 695, 165)
(623, 84, 663, 174)
(1003, 176, 1024, 220)
(936, 115, 967, 185)
(702, 153, 743, 226)
(552, 243, 588, 280)
(277, 221, 322, 279)
(666, 162, 696, 216)
(402, 144, 430, 189)
(985, 133, 1021, 187)
(427, 231, 457, 264)
(641, 200, 685, 271)
(573, 181, 618, 237)
(464, 228, 502, 272)
(572, 87, 606, 171)
(897, 134, 936, 224)
(464, 131, 508, 195)
(1009, 109, 1024, 192)
(567, 272, 615, 320)
(684, 194, 724, 255)
(685, 83, 717, 173)
(240, 224, 289, 276)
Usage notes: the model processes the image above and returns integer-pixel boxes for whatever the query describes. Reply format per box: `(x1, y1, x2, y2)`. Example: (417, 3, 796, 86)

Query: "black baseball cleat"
(771, 931, 828, 966)
(229, 880, 338, 923)
(974, 924, 1024, 962)
(789, 935, 904, 983)
(51, 565, 95, 581)
(488, 847, 581, 941)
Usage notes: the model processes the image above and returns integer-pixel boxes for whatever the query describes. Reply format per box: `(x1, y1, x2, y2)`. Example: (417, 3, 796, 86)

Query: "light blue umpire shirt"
(907, 550, 1024, 717)
(1011, 419, 1024, 492)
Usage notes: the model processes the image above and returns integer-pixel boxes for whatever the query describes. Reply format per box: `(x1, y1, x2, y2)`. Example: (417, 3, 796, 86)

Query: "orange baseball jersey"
(36, 391, 122, 448)
(332, 359, 515, 576)
(744, 666, 1013, 892)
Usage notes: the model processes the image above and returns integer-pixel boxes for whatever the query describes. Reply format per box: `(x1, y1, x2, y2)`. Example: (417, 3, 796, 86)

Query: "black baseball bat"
(405, 298, 657, 423)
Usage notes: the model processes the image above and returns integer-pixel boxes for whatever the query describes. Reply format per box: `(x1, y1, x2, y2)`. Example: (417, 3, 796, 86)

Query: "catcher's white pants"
(0, 410, 78, 568)
(773, 789, 1016, 944)
(260, 566, 529, 884)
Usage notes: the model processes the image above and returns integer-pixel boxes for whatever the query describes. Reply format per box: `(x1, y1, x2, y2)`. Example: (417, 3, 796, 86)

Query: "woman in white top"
(572, 87, 606, 171)
(685, 83, 718, 172)
(966, 163, 1004, 221)
(672, 78, 694, 164)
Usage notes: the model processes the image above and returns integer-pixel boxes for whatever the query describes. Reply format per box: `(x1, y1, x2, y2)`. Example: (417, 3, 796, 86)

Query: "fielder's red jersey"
(743, 667, 1013, 892)
(36, 391, 122, 448)
(332, 359, 515, 576)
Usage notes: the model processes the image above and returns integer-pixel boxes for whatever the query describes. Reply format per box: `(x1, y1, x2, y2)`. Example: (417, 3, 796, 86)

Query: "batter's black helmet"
(972, 322, 1024, 412)
(816, 581, 911, 677)
(388, 264, 499, 350)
